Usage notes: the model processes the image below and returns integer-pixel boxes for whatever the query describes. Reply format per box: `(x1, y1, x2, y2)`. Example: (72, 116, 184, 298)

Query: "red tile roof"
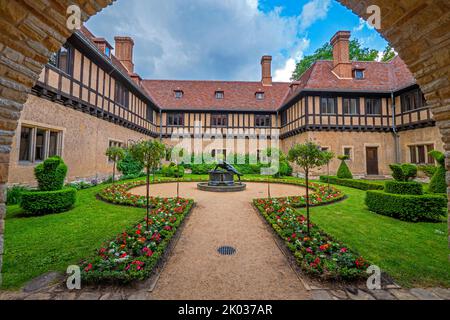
(283, 56, 416, 106)
(77, 27, 417, 112)
(141, 80, 291, 112)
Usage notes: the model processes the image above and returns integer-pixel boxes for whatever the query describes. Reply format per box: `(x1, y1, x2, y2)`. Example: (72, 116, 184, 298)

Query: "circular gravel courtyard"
(129, 182, 311, 300)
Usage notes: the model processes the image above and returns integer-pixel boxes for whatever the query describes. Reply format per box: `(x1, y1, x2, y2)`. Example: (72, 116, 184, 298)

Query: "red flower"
(340, 248, 347, 253)
(120, 253, 128, 258)
(136, 229, 141, 235)
(84, 263, 93, 272)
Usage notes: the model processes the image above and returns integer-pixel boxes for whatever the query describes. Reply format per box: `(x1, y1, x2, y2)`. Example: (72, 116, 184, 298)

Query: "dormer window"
(105, 46, 111, 58)
(215, 91, 224, 99)
(353, 69, 364, 79)
(256, 92, 265, 100)
(174, 90, 183, 99)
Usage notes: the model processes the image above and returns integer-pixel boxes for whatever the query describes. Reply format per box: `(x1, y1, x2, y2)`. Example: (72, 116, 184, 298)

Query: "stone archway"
(0, 0, 449, 280)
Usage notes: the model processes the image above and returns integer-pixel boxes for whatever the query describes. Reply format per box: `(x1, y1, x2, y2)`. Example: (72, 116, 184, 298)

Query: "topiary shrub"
(21, 188, 77, 215)
(336, 155, 353, 179)
(34, 156, 68, 191)
(384, 181, 423, 195)
(117, 151, 144, 176)
(428, 150, 446, 194)
(161, 163, 185, 178)
(418, 164, 437, 178)
(365, 190, 446, 222)
(389, 163, 417, 182)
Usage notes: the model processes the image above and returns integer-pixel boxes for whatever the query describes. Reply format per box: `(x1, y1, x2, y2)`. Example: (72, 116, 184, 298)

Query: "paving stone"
(78, 292, 101, 300)
(311, 290, 333, 300)
(100, 292, 124, 300)
(370, 290, 397, 300)
(346, 289, 375, 300)
(23, 272, 64, 293)
(410, 288, 442, 300)
(53, 292, 78, 300)
(430, 288, 450, 300)
(24, 293, 53, 300)
(330, 290, 348, 300)
(127, 291, 153, 300)
(389, 289, 417, 300)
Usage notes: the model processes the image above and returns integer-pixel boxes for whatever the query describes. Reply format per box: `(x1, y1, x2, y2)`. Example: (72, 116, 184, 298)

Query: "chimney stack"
(330, 31, 352, 79)
(261, 55, 272, 86)
(93, 37, 113, 58)
(114, 36, 135, 74)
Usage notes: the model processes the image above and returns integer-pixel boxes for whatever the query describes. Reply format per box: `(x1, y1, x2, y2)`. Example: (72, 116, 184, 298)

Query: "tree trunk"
(112, 160, 116, 185)
(305, 168, 310, 236)
(146, 166, 150, 231)
(327, 163, 330, 191)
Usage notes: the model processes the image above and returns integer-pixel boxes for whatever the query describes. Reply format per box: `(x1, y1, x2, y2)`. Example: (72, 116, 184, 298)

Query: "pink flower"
(340, 248, 348, 253)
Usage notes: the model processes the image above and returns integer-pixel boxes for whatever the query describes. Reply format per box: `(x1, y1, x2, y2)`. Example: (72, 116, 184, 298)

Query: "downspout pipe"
(391, 91, 400, 163)
(159, 110, 163, 141)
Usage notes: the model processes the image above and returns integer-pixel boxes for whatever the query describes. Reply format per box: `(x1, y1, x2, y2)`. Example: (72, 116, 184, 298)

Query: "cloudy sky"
(86, 0, 388, 82)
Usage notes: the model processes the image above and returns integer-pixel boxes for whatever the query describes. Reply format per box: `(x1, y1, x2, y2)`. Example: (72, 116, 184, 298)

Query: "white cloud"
(273, 38, 310, 82)
(353, 17, 375, 32)
(86, 0, 302, 81)
(298, 0, 332, 31)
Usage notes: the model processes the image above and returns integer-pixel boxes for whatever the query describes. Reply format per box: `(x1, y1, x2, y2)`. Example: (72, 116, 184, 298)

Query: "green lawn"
(307, 184, 450, 288)
(2, 184, 146, 290)
(1, 175, 449, 290)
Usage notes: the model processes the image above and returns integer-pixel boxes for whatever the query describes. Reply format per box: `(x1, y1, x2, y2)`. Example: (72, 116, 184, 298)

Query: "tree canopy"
(291, 39, 396, 80)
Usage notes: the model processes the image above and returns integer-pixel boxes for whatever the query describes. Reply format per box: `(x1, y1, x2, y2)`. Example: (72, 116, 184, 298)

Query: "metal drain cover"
(217, 246, 236, 256)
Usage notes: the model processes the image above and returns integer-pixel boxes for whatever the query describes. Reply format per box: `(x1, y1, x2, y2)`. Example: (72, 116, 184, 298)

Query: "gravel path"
(130, 182, 311, 300)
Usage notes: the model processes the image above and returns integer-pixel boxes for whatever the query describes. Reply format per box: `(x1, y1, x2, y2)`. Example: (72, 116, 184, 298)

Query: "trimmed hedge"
(21, 188, 77, 215)
(319, 176, 383, 191)
(384, 181, 423, 195)
(365, 190, 446, 222)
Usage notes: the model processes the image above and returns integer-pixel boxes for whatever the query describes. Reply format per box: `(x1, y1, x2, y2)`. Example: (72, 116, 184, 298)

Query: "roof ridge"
(142, 79, 290, 84)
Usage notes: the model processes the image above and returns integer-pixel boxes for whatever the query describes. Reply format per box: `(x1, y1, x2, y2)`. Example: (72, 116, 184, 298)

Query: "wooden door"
(366, 147, 379, 175)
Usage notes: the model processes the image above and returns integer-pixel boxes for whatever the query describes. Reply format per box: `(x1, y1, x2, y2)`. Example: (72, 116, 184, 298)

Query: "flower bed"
(279, 183, 345, 207)
(254, 198, 369, 280)
(81, 196, 193, 283)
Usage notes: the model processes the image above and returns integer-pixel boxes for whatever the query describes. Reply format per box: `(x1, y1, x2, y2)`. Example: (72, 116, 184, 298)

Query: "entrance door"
(366, 147, 379, 175)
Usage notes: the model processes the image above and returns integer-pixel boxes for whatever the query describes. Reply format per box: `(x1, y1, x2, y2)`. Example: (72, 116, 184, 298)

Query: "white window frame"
(342, 146, 354, 160)
(17, 122, 64, 165)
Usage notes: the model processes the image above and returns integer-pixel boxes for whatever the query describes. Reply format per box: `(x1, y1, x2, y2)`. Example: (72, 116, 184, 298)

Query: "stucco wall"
(281, 131, 398, 176)
(398, 126, 444, 163)
(8, 95, 149, 186)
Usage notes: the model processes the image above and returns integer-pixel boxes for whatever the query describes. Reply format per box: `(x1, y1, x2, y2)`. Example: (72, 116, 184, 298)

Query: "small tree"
(337, 155, 353, 179)
(105, 146, 125, 185)
(169, 146, 185, 198)
(129, 140, 166, 230)
(288, 141, 326, 235)
(322, 151, 335, 190)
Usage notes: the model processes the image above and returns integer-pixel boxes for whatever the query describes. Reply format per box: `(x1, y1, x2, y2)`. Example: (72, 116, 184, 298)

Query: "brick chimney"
(330, 31, 352, 79)
(261, 55, 272, 86)
(93, 37, 113, 58)
(114, 36, 135, 74)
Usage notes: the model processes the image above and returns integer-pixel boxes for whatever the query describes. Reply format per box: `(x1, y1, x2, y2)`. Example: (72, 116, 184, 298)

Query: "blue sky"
(86, 0, 388, 82)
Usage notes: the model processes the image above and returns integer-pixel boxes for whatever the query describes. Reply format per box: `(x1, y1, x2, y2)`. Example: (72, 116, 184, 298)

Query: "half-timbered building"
(7, 29, 442, 185)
